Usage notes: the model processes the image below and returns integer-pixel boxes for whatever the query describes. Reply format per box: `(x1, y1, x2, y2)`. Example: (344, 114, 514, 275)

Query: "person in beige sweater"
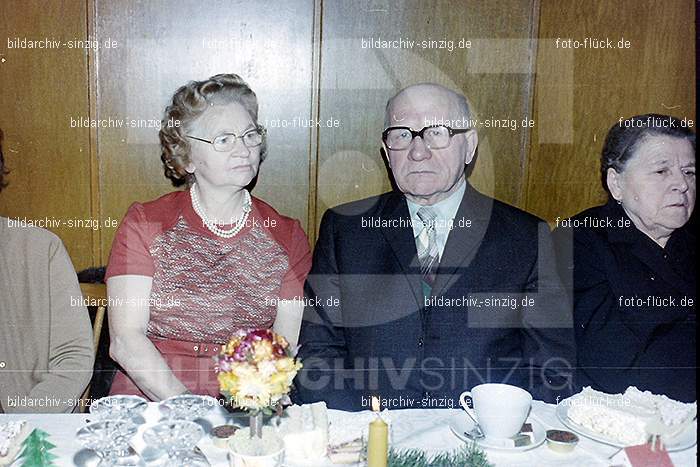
(0, 139, 94, 413)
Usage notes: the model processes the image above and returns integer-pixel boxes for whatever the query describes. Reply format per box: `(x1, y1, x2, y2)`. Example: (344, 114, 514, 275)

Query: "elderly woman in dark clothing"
(556, 114, 696, 402)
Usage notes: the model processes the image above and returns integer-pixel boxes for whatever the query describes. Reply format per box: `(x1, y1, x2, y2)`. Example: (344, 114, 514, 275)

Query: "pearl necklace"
(190, 184, 252, 238)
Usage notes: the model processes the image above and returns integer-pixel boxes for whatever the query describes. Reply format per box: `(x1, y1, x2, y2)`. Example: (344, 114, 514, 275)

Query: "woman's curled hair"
(159, 73, 266, 186)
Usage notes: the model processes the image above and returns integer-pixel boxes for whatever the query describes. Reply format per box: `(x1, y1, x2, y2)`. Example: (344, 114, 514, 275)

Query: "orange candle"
(367, 396, 388, 467)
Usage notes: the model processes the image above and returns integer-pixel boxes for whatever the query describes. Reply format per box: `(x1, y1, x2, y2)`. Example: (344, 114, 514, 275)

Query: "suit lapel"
(378, 192, 424, 308)
(431, 184, 492, 297)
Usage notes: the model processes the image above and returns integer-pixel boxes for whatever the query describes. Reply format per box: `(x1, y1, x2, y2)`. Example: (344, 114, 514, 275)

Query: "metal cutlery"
(193, 446, 211, 466)
(463, 429, 485, 441)
(645, 406, 696, 452)
(460, 407, 485, 439)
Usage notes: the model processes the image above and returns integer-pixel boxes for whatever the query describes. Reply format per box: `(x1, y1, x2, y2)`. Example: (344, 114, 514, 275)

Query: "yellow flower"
(252, 340, 274, 362)
(269, 372, 288, 392)
(236, 377, 274, 410)
(258, 360, 277, 378)
(275, 357, 301, 372)
(275, 334, 289, 348)
(232, 362, 257, 380)
(218, 372, 239, 395)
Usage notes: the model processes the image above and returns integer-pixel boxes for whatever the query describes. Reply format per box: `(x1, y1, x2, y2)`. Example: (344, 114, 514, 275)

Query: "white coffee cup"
(459, 383, 532, 440)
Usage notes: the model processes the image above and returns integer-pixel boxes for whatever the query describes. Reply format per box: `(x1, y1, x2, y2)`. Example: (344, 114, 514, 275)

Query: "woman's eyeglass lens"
(186, 128, 265, 152)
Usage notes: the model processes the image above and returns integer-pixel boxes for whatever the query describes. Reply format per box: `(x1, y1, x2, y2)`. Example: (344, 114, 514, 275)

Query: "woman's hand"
(273, 298, 305, 349)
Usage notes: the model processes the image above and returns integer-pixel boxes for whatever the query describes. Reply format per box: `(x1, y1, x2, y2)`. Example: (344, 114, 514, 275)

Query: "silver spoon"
(461, 408, 485, 439)
(463, 429, 485, 441)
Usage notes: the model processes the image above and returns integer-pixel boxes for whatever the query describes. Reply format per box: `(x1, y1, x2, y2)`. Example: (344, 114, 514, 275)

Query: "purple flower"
(245, 329, 273, 343)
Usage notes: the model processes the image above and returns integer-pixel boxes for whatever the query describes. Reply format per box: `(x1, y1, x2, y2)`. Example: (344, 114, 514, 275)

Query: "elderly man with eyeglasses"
(295, 83, 575, 410)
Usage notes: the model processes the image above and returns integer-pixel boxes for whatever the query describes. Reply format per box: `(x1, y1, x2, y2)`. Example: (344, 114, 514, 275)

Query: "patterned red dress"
(105, 190, 311, 398)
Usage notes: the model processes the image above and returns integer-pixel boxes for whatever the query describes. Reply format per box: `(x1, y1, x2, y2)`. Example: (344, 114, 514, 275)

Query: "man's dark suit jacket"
(294, 183, 576, 411)
(554, 200, 696, 402)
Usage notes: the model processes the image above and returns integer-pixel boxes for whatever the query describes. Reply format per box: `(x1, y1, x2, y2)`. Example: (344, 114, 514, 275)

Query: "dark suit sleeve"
(294, 210, 360, 409)
(520, 222, 576, 402)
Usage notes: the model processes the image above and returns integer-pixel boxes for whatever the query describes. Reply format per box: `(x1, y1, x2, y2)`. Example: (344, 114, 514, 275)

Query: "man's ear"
(606, 168, 624, 201)
(464, 129, 478, 165)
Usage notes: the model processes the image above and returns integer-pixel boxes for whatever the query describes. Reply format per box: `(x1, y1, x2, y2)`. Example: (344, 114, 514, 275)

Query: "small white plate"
(448, 413, 545, 452)
(556, 398, 697, 452)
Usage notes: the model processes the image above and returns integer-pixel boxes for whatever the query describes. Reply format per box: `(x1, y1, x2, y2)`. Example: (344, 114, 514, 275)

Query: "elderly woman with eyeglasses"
(105, 74, 311, 400)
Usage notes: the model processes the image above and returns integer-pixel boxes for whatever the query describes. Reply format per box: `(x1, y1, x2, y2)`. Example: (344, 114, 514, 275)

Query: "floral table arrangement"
(215, 328, 302, 464)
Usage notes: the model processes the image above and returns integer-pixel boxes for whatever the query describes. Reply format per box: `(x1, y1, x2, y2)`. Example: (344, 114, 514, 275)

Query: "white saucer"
(448, 414, 545, 452)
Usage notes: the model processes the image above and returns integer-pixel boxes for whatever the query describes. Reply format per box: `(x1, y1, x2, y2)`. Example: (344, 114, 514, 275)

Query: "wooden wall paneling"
(315, 0, 539, 229)
(524, 0, 696, 222)
(0, 0, 93, 270)
(4, 0, 690, 265)
(94, 0, 316, 264)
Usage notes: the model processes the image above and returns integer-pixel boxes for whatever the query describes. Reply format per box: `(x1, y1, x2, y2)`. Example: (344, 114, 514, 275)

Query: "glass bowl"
(90, 395, 148, 422)
(143, 420, 207, 465)
(76, 419, 139, 466)
(159, 394, 218, 420)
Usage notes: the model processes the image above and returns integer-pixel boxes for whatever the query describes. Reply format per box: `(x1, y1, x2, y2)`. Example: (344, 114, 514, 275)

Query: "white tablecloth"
(1, 401, 696, 466)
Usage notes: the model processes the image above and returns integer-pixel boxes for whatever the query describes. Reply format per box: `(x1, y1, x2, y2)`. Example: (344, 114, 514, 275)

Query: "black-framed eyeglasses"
(382, 125, 471, 150)
(186, 127, 266, 152)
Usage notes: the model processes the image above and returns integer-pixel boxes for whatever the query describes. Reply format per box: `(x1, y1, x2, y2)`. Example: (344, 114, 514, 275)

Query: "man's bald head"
(381, 83, 479, 205)
(384, 83, 473, 129)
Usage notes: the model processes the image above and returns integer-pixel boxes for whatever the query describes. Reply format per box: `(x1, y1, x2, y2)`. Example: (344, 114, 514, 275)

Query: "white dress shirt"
(406, 180, 466, 259)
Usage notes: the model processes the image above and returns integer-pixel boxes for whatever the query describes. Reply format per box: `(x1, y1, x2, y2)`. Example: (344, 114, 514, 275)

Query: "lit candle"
(367, 396, 388, 467)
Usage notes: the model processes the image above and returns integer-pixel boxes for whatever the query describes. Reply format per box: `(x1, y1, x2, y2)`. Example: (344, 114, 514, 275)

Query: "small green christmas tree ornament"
(18, 429, 58, 467)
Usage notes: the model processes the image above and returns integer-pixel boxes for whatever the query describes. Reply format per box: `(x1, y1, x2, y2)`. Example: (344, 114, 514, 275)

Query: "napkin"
(0, 420, 30, 466)
(329, 409, 391, 446)
(624, 443, 674, 467)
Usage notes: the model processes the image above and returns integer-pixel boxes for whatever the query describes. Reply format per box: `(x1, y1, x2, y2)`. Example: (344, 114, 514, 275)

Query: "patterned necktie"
(416, 207, 440, 287)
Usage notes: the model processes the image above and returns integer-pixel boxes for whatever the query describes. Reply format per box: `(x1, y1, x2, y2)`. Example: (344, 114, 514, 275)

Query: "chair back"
(78, 282, 107, 412)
